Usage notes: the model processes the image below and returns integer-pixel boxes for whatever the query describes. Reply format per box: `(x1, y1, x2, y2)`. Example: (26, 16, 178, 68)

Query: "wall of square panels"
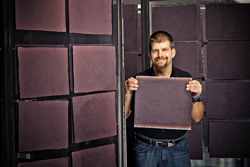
(150, 2, 250, 160)
(14, 0, 119, 166)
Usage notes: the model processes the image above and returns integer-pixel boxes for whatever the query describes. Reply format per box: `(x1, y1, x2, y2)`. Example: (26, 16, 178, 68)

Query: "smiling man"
(125, 31, 204, 167)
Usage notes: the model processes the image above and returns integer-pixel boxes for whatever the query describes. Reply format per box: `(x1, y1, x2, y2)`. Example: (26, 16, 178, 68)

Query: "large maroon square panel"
(134, 76, 192, 130)
(173, 43, 198, 78)
(207, 41, 250, 80)
(72, 144, 116, 167)
(209, 121, 250, 158)
(19, 101, 68, 152)
(18, 158, 68, 167)
(73, 45, 116, 93)
(186, 124, 203, 159)
(206, 82, 250, 119)
(206, 4, 250, 40)
(18, 47, 69, 98)
(15, 0, 66, 32)
(69, 0, 112, 35)
(152, 5, 197, 41)
(73, 92, 117, 143)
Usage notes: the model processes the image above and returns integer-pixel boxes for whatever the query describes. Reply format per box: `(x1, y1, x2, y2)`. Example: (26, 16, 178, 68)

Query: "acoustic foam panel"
(206, 4, 250, 40)
(19, 101, 68, 152)
(186, 124, 203, 160)
(209, 121, 250, 158)
(134, 76, 192, 130)
(124, 5, 138, 52)
(18, 47, 69, 98)
(18, 158, 68, 167)
(152, 5, 197, 41)
(206, 41, 250, 80)
(69, 0, 112, 35)
(73, 45, 116, 93)
(125, 52, 138, 80)
(73, 92, 117, 143)
(173, 42, 198, 79)
(206, 82, 250, 119)
(72, 144, 116, 167)
(15, 0, 66, 32)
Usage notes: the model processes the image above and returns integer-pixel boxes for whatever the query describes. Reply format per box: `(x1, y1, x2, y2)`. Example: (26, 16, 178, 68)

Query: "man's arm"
(186, 80, 204, 122)
(125, 77, 139, 118)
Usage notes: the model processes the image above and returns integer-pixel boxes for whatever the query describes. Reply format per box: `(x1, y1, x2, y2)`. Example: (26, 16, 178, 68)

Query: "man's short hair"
(149, 31, 174, 52)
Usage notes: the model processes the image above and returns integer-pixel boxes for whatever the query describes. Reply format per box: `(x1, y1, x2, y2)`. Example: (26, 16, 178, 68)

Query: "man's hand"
(125, 77, 139, 94)
(186, 80, 202, 98)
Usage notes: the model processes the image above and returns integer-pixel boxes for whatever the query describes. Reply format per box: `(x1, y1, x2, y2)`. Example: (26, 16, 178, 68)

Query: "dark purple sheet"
(18, 158, 68, 167)
(19, 101, 68, 152)
(134, 76, 192, 130)
(73, 92, 117, 143)
(73, 45, 116, 93)
(187, 124, 203, 159)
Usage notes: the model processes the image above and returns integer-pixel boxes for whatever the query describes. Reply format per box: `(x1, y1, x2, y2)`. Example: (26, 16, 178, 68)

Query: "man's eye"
(162, 49, 167, 51)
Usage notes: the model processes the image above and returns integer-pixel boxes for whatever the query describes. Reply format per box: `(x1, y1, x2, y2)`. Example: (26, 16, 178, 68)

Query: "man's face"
(149, 40, 176, 69)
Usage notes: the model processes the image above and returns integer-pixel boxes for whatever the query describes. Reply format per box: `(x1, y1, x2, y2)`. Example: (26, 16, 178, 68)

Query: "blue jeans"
(133, 132, 191, 167)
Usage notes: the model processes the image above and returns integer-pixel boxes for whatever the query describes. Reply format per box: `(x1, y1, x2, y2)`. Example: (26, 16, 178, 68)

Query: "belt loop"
(149, 138, 152, 146)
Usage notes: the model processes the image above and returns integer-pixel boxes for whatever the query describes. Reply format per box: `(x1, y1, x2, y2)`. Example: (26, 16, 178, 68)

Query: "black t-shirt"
(131, 65, 192, 139)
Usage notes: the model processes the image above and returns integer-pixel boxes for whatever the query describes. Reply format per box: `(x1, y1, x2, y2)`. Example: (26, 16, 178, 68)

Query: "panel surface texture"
(73, 45, 116, 93)
(15, 0, 66, 32)
(206, 41, 250, 80)
(125, 52, 138, 80)
(69, 0, 112, 35)
(72, 144, 116, 167)
(18, 158, 68, 167)
(19, 101, 68, 152)
(173, 43, 198, 78)
(152, 5, 197, 41)
(206, 82, 250, 119)
(206, 4, 250, 40)
(209, 121, 250, 158)
(18, 47, 69, 98)
(187, 124, 203, 159)
(134, 76, 192, 130)
(73, 92, 117, 143)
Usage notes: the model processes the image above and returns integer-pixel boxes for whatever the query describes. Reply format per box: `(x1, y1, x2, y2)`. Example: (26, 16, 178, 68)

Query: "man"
(125, 31, 204, 167)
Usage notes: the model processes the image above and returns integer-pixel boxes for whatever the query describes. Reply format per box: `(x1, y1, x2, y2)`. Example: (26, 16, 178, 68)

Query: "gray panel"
(209, 121, 250, 158)
(206, 4, 250, 40)
(206, 82, 250, 119)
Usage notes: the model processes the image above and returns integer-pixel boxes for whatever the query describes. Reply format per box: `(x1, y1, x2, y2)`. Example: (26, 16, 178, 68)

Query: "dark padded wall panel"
(124, 5, 138, 52)
(187, 124, 203, 159)
(73, 45, 116, 93)
(125, 52, 138, 80)
(134, 76, 192, 130)
(73, 92, 117, 143)
(18, 47, 69, 98)
(206, 4, 250, 40)
(206, 82, 250, 119)
(18, 158, 68, 167)
(152, 5, 197, 41)
(173, 43, 198, 78)
(15, 0, 66, 32)
(209, 121, 250, 158)
(207, 41, 250, 80)
(72, 144, 116, 167)
(19, 101, 68, 152)
(69, 0, 112, 35)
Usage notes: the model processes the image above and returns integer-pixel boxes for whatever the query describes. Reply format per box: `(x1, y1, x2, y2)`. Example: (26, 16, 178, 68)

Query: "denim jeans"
(133, 132, 191, 167)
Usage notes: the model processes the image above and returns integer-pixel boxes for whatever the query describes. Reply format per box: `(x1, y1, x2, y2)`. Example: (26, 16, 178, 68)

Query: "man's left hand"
(186, 80, 202, 98)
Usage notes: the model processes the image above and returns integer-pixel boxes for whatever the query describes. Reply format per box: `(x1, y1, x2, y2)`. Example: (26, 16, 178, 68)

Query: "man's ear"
(148, 51, 152, 59)
(172, 48, 176, 58)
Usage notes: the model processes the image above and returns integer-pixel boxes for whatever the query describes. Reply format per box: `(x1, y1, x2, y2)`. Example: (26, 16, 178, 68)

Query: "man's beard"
(152, 57, 168, 68)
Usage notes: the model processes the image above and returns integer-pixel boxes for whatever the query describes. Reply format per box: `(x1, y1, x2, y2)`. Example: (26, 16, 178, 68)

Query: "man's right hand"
(125, 77, 139, 94)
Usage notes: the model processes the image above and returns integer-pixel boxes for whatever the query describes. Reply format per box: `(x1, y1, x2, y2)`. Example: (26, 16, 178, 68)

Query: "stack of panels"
(205, 4, 250, 159)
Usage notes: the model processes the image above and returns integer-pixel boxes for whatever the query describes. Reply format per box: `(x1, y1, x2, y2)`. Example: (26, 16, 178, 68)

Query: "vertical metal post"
(141, 0, 150, 70)
(2, 0, 16, 166)
(117, 0, 126, 166)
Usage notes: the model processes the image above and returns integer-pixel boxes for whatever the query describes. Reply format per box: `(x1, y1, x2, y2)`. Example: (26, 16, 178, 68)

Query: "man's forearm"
(191, 101, 204, 122)
(125, 93, 133, 118)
